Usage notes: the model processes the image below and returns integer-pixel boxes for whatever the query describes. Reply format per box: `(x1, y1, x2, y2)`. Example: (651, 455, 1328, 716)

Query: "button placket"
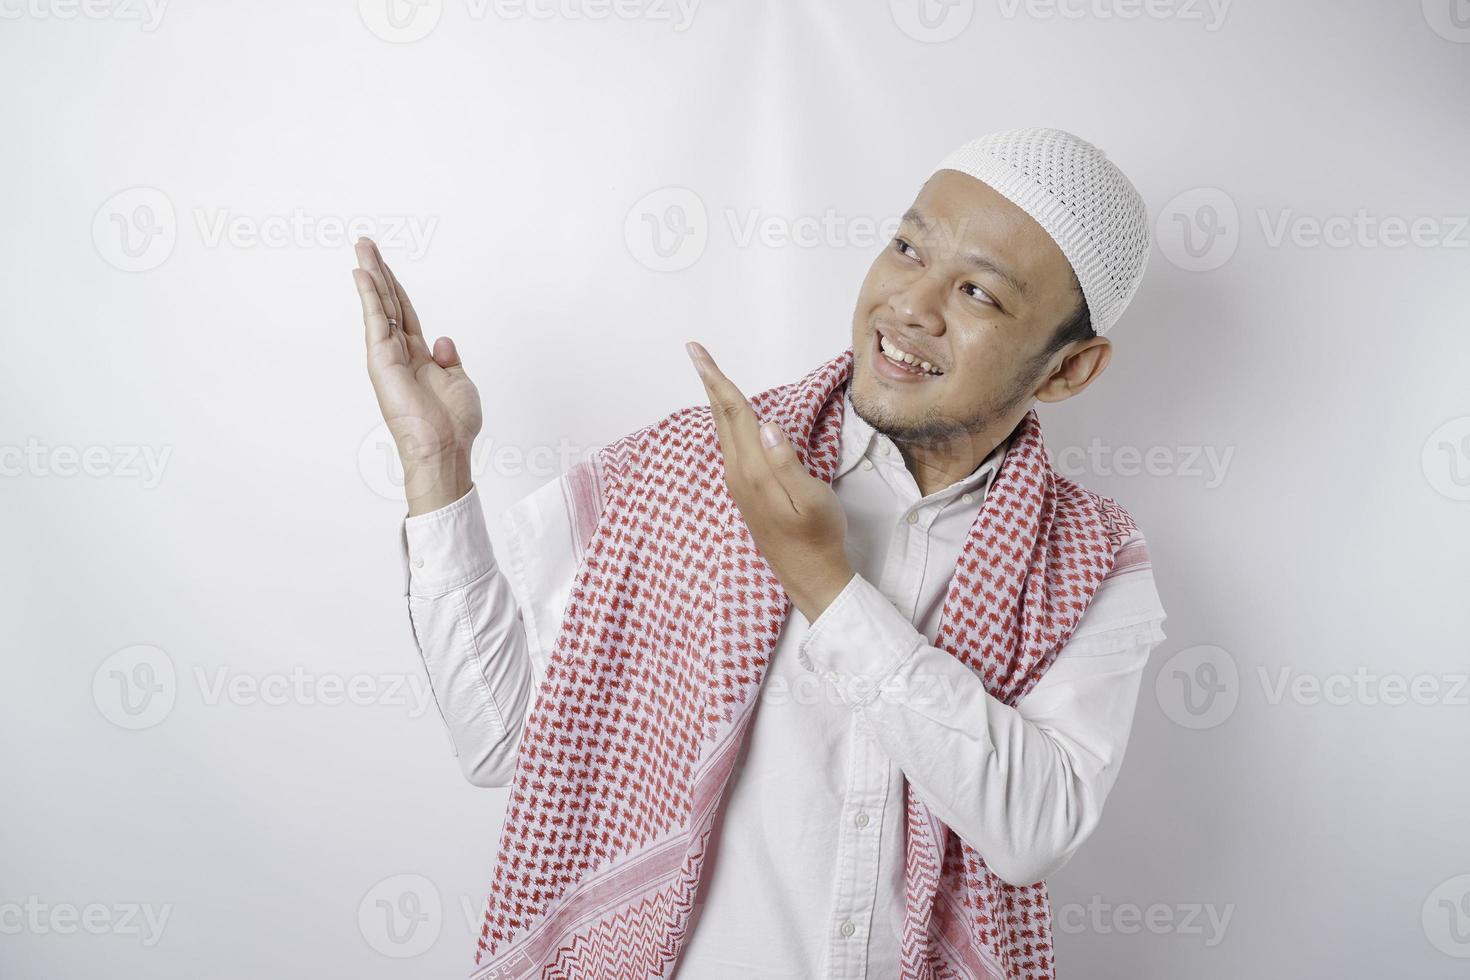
(823, 713, 891, 978)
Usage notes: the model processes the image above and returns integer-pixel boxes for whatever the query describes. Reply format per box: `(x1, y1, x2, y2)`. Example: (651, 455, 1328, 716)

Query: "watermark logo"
(626, 199, 1010, 270)
(93, 187, 177, 272)
(359, 874, 442, 957)
(0, 0, 168, 30)
(1158, 187, 1468, 270)
(93, 646, 439, 729)
(93, 645, 177, 730)
(992, 0, 1230, 30)
(766, 664, 964, 717)
(1259, 666, 1468, 707)
(360, 0, 700, 41)
(1156, 186, 1239, 272)
(624, 186, 708, 272)
(479, 0, 700, 29)
(93, 190, 437, 271)
(1257, 208, 1469, 250)
(1053, 439, 1235, 489)
(192, 208, 436, 258)
(1422, 0, 1470, 42)
(1154, 644, 1238, 729)
(193, 666, 438, 716)
(1423, 873, 1470, 957)
(0, 898, 173, 946)
(359, 0, 444, 42)
(0, 439, 172, 488)
(724, 208, 903, 251)
(889, 0, 974, 43)
(1422, 416, 1470, 501)
(1054, 896, 1234, 946)
(357, 421, 596, 501)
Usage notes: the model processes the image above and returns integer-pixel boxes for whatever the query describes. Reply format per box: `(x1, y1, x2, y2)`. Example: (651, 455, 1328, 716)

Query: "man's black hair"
(1042, 272, 1096, 359)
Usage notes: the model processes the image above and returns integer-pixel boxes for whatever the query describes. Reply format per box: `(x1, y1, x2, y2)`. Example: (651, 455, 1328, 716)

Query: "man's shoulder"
(1047, 471, 1167, 644)
(1069, 517, 1167, 650)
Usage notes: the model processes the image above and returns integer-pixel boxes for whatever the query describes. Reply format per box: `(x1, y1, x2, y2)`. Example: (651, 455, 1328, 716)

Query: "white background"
(3, 1, 1469, 977)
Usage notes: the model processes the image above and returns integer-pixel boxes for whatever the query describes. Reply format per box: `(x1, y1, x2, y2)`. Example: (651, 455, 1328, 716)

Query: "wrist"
(404, 450, 473, 517)
(792, 562, 856, 623)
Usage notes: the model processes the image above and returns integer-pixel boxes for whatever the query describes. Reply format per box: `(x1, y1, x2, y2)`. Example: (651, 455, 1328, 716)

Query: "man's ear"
(1033, 337, 1111, 403)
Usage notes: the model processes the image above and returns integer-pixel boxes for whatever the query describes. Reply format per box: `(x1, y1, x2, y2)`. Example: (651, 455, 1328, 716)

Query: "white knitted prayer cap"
(932, 127, 1151, 336)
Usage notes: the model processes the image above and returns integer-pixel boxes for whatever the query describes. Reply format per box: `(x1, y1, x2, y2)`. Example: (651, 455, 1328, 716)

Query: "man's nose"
(888, 275, 946, 334)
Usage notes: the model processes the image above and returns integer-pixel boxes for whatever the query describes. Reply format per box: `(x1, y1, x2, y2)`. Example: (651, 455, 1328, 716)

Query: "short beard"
(850, 346, 1047, 462)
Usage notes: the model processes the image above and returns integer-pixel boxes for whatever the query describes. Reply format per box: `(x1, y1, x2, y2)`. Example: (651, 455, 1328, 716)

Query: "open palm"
(353, 237, 481, 511)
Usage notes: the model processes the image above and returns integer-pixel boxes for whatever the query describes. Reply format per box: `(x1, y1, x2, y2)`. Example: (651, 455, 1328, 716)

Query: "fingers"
(382, 259, 425, 340)
(370, 239, 411, 334)
(379, 253, 432, 363)
(356, 237, 402, 327)
(756, 420, 813, 509)
(353, 267, 391, 346)
(686, 341, 802, 512)
(687, 341, 758, 472)
(354, 237, 436, 367)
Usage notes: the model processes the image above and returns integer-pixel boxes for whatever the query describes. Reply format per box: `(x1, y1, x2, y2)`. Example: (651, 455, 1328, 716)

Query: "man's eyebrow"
(899, 207, 1031, 300)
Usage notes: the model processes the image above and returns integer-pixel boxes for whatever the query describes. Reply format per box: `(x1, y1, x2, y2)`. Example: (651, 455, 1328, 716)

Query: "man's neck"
(896, 433, 1006, 498)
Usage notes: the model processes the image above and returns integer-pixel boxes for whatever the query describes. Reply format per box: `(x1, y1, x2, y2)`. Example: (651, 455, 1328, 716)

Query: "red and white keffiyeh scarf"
(471, 345, 1137, 979)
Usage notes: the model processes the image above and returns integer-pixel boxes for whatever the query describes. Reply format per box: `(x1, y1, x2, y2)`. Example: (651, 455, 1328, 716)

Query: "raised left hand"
(686, 341, 855, 622)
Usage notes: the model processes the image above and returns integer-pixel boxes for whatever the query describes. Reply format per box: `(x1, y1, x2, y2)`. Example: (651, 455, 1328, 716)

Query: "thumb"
(432, 336, 463, 372)
(760, 422, 810, 497)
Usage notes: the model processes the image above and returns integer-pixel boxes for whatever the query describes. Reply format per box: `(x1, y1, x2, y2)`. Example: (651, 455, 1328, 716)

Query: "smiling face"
(849, 168, 1111, 485)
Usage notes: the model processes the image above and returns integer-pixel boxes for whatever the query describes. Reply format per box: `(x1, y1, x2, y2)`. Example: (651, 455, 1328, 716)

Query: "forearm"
(403, 483, 536, 787)
(798, 572, 1157, 887)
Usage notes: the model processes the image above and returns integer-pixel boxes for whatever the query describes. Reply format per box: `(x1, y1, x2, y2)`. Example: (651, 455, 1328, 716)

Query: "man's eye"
(962, 283, 996, 306)
(893, 238, 917, 259)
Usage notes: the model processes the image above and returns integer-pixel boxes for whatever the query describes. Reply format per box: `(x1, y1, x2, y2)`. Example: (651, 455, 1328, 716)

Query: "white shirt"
(400, 390, 1168, 979)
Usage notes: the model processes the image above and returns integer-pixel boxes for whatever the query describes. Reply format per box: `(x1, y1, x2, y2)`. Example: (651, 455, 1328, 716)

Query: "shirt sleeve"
(400, 482, 539, 788)
(797, 569, 1167, 888)
(400, 458, 604, 788)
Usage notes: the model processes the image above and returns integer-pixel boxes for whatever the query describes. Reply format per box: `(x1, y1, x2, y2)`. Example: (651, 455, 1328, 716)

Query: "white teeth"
(879, 335, 942, 375)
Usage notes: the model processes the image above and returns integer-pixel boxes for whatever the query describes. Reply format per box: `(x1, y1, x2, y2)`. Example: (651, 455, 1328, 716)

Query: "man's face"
(848, 168, 1091, 460)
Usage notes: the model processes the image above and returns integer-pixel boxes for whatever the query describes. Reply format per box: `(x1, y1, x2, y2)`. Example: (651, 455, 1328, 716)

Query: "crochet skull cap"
(932, 127, 1151, 336)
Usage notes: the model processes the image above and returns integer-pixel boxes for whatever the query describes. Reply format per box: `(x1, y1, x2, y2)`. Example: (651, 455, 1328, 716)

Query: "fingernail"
(761, 422, 782, 448)
(685, 342, 704, 373)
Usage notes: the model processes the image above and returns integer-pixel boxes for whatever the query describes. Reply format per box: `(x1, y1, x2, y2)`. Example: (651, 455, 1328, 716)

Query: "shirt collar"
(835, 387, 1011, 499)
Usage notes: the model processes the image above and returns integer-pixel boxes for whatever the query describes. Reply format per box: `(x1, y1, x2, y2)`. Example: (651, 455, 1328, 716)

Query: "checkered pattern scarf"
(470, 345, 1135, 979)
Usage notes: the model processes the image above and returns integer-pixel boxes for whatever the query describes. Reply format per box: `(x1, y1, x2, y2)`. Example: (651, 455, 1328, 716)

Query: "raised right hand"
(353, 236, 482, 516)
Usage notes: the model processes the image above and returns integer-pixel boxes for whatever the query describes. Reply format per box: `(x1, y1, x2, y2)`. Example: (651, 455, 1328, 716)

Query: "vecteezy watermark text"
(0, 0, 167, 30)
(92, 187, 438, 272)
(0, 898, 172, 947)
(1054, 895, 1234, 946)
(0, 439, 171, 488)
(1053, 439, 1234, 489)
(92, 645, 439, 730)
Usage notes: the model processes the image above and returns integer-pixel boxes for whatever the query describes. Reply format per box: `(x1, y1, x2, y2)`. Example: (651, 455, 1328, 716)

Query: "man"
(353, 127, 1167, 979)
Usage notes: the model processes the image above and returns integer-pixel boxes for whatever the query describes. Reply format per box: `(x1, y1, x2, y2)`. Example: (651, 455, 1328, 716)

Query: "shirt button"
(854, 811, 870, 828)
(839, 920, 856, 937)
(961, 492, 973, 504)
(905, 512, 918, 524)
(861, 458, 874, 470)
(412, 557, 425, 569)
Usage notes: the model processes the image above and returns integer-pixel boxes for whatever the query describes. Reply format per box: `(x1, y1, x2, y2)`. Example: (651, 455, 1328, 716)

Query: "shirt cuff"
(401, 483, 496, 598)
(796, 572, 925, 707)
